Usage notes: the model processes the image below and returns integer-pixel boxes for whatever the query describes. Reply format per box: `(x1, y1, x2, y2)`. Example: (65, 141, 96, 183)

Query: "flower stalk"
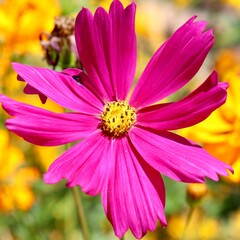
(181, 205, 195, 240)
(71, 187, 90, 240)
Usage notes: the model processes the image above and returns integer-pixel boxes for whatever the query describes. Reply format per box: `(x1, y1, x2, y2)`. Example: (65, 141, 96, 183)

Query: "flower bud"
(186, 183, 208, 205)
(40, 16, 79, 69)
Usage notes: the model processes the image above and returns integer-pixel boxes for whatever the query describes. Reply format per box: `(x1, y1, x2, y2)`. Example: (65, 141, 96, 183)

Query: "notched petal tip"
(211, 163, 234, 181)
(226, 165, 234, 175)
(198, 71, 227, 94)
(185, 15, 206, 30)
(124, 1, 136, 18)
(202, 29, 214, 46)
(192, 15, 198, 20)
(206, 28, 214, 37)
(185, 17, 214, 45)
(160, 219, 167, 228)
(209, 70, 218, 83)
(220, 81, 229, 91)
(187, 15, 198, 22)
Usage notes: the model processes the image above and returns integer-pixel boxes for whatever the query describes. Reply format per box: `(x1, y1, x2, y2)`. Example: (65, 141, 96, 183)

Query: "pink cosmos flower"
(0, 0, 233, 238)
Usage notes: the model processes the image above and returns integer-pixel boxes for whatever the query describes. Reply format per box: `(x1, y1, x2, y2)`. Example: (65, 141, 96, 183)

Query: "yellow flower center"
(101, 101, 136, 138)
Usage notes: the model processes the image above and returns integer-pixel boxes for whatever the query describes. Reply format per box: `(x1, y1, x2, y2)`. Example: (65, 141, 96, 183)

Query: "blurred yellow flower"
(180, 50, 240, 183)
(222, 0, 240, 9)
(167, 209, 220, 240)
(23, 95, 64, 171)
(1, 59, 64, 173)
(174, 0, 192, 7)
(0, 0, 60, 78)
(0, 129, 39, 212)
(228, 210, 240, 238)
(168, 208, 240, 240)
(34, 145, 63, 171)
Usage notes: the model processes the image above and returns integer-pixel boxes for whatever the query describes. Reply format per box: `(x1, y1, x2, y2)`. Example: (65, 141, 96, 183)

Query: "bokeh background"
(0, 0, 240, 239)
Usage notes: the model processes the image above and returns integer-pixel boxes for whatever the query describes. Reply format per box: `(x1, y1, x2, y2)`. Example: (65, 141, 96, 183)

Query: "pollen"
(101, 101, 136, 138)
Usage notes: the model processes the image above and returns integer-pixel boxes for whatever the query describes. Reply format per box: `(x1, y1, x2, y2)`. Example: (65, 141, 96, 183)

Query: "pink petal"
(18, 68, 83, 104)
(137, 71, 228, 130)
(61, 68, 82, 76)
(24, 84, 48, 104)
(102, 136, 166, 239)
(44, 131, 113, 195)
(129, 127, 233, 183)
(109, 1, 137, 99)
(12, 63, 103, 114)
(0, 95, 99, 146)
(130, 17, 214, 108)
(75, 1, 136, 101)
(18, 75, 47, 104)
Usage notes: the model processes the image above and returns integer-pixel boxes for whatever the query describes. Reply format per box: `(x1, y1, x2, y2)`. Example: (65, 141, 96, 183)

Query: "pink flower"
(0, 0, 233, 238)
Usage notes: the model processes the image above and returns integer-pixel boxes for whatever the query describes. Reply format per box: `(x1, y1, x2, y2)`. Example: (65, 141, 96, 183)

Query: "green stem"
(71, 187, 90, 240)
(64, 116, 89, 240)
(120, 236, 125, 240)
(182, 206, 195, 240)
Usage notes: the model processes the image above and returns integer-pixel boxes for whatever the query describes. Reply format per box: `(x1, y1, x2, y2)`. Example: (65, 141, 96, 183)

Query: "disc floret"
(101, 101, 136, 137)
